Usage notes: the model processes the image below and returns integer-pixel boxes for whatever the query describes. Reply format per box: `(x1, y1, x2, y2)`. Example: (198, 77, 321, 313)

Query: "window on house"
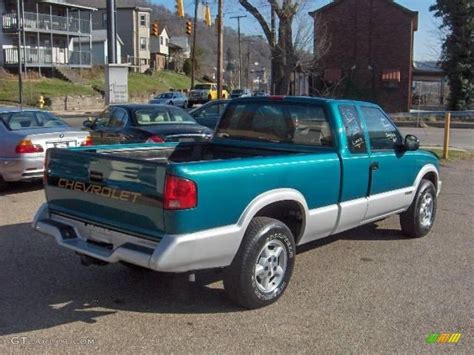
(140, 14, 147, 27)
(102, 13, 107, 27)
(140, 37, 147, 51)
(166, 38, 169, 45)
(160, 37, 163, 45)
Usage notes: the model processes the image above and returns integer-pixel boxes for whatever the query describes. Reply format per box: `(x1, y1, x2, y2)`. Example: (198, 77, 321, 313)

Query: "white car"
(0, 108, 92, 190)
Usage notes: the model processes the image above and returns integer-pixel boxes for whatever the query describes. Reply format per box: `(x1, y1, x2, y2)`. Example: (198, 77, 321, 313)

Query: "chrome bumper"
(32, 204, 242, 272)
(0, 156, 44, 181)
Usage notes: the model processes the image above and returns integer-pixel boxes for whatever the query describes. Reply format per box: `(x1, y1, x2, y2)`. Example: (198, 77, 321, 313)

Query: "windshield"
(0, 111, 67, 131)
(134, 108, 197, 125)
(158, 93, 173, 99)
(216, 101, 333, 147)
(194, 84, 211, 90)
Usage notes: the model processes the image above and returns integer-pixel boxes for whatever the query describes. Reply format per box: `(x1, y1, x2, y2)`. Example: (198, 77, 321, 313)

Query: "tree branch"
(238, 0, 274, 47)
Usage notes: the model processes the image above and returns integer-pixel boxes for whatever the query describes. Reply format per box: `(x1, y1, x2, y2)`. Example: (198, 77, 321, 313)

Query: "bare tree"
(238, 0, 300, 94)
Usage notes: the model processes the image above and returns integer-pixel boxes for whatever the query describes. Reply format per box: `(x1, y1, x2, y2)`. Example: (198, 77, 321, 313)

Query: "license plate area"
(46, 141, 76, 149)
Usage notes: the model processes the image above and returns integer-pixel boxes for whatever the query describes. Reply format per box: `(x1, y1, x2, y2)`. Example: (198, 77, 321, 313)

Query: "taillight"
(15, 139, 44, 154)
(146, 135, 164, 143)
(81, 136, 93, 146)
(163, 175, 197, 210)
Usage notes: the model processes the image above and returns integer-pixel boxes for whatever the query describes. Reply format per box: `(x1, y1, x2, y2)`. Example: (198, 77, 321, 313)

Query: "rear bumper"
(0, 156, 44, 181)
(32, 204, 242, 272)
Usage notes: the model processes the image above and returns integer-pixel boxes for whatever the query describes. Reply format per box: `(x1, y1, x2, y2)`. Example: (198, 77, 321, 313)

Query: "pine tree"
(430, 0, 473, 110)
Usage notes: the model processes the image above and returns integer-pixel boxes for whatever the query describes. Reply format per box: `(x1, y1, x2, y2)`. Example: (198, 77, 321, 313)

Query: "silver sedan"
(149, 92, 188, 108)
(0, 108, 91, 190)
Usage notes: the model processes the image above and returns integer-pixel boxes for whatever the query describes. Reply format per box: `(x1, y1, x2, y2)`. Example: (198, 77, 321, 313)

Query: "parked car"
(188, 83, 229, 107)
(149, 92, 188, 109)
(83, 104, 213, 144)
(0, 108, 92, 191)
(35, 96, 441, 309)
(230, 88, 252, 99)
(188, 100, 228, 129)
(253, 90, 269, 97)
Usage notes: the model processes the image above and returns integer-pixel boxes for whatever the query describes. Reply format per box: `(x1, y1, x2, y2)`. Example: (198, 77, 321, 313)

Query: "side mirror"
(404, 134, 420, 151)
(83, 119, 94, 129)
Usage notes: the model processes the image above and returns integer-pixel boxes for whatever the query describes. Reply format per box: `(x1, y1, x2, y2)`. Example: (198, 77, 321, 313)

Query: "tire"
(223, 217, 296, 309)
(0, 176, 8, 192)
(400, 179, 437, 238)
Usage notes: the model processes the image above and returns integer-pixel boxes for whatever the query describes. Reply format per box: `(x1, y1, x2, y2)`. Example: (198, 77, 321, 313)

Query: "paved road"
(400, 127, 474, 151)
(0, 161, 472, 353)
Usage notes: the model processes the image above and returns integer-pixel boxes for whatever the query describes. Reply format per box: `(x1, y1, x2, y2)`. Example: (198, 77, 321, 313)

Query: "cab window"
(361, 107, 401, 151)
(339, 105, 366, 153)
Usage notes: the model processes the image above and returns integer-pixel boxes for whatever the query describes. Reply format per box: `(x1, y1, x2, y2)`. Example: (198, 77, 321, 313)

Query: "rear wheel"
(0, 176, 8, 192)
(400, 179, 437, 238)
(223, 217, 295, 309)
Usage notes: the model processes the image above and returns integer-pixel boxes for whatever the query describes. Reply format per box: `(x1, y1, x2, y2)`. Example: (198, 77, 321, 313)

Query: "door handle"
(370, 162, 379, 170)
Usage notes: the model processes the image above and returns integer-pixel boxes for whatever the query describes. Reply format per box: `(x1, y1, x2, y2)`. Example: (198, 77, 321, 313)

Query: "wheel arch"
(413, 164, 439, 192)
(237, 189, 309, 243)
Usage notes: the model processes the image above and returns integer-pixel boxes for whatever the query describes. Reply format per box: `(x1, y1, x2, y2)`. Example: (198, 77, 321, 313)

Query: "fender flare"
(413, 164, 439, 191)
(236, 188, 309, 238)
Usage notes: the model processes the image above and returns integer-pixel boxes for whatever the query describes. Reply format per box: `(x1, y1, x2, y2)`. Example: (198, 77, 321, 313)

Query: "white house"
(73, 30, 123, 65)
(150, 27, 169, 71)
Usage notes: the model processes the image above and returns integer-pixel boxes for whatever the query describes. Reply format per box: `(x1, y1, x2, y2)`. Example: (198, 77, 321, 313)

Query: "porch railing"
(2, 12, 91, 34)
(3, 47, 91, 66)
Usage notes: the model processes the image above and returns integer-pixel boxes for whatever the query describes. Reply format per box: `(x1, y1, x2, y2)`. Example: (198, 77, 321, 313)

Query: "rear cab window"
(216, 101, 333, 147)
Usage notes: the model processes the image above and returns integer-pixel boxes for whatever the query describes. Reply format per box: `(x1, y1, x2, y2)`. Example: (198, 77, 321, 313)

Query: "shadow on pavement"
(0, 220, 405, 335)
(0, 180, 43, 197)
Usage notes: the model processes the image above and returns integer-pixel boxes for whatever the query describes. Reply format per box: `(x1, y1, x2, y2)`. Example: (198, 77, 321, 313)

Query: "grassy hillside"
(0, 70, 197, 106)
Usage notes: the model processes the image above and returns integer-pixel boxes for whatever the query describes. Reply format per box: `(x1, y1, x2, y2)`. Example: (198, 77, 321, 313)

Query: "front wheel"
(223, 217, 295, 309)
(400, 179, 437, 238)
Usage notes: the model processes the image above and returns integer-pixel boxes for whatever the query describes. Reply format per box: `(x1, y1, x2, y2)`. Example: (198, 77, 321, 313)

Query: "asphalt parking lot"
(0, 160, 472, 353)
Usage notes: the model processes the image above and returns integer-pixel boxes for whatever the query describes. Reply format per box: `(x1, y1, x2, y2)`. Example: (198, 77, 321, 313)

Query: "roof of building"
(413, 61, 444, 74)
(309, 0, 418, 30)
(169, 37, 190, 51)
(98, 6, 152, 12)
(40, 0, 97, 11)
(74, 30, 124, 45)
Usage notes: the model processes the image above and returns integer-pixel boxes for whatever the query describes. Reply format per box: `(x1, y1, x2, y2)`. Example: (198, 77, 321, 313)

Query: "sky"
(151, 0, 442, 61)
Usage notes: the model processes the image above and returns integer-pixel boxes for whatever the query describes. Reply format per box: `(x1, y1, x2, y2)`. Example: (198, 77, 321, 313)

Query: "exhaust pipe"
(79, 253, 108, 266)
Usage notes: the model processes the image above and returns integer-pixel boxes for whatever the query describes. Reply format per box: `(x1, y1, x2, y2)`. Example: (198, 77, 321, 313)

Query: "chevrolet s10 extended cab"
(33, 97, 441, 309)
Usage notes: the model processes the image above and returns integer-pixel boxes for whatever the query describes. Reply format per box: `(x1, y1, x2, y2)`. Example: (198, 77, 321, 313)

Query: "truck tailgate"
(44, 148, 166, 241)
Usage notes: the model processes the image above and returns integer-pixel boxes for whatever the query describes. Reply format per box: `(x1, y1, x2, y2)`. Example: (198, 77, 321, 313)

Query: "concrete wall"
(49, 95, 105, 111)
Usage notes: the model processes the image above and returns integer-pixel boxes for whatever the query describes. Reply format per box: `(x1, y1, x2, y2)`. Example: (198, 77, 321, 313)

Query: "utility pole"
(16, 0, 23, 108)
(230, 15, 246, 89)
(106, 0, 116, 64)
(270, 3, 276, 95)
(190, 0, 198, 90)
(216, 0, 224, 98)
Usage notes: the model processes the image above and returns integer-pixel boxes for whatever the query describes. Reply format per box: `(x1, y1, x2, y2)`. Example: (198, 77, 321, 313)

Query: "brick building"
(309, 0, 418, 112)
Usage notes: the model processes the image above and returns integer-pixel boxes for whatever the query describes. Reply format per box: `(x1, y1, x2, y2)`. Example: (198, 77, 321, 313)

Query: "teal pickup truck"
(33, 97, 441, 309)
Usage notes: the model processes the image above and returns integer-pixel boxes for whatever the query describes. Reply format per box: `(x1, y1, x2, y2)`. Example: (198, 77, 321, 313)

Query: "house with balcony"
(93, 6, 152, 73)
(0, 0, 96, 74)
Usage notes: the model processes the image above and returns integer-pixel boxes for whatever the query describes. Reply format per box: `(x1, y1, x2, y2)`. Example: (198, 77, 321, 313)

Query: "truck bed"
(98, 141, 303, 164)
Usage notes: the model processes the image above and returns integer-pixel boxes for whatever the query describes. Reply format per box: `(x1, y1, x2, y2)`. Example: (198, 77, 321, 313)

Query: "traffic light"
(151, 22, 159, 37)
(176, 0, 184, 18)
(185, 21, 192, 36)
(204, 5, 212, 27)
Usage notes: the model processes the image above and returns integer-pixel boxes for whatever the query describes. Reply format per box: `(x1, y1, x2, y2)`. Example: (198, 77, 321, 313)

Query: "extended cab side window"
(361, 107, 402, 151)
(339, 105, 366, 153)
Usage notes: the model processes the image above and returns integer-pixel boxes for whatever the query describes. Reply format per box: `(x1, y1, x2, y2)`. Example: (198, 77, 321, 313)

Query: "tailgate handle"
(89, 170, 103, 182)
